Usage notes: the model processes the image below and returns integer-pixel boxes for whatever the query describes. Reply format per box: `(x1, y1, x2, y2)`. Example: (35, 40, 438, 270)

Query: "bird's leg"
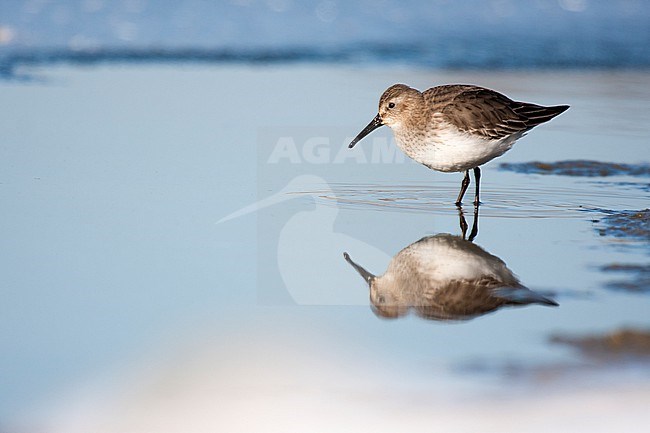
(455, 170, 471, 206)
(458, 207, 469, 240)
(468, 205, 479, 242)
(473, 167, 481, 206)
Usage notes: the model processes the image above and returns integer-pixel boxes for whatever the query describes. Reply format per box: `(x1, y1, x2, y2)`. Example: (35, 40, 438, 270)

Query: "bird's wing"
(425, 86, 568, 140)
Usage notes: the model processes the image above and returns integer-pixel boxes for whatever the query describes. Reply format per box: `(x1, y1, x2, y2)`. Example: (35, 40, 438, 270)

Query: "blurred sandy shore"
(23, 322, 650, 433)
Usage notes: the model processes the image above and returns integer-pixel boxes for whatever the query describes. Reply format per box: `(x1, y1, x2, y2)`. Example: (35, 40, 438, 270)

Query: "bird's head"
(378, 84, 422, 129)
(343, 252, 406, 319)
(368, 281, 406, 319)
(348, 84, 422, 149)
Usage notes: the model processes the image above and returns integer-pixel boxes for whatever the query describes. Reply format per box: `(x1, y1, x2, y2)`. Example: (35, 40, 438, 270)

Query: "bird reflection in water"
(344, 208, 558, 321)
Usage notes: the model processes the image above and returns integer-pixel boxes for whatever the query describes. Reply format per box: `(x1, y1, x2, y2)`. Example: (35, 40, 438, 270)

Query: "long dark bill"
(343, 252, 375, 285)
(348, 114, 383, 149)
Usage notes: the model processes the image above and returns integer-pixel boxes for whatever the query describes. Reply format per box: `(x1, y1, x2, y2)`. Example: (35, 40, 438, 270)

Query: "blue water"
(0, 65, 649, 432)
(0, 2, 649, 430)
(1, 0, 649, 77)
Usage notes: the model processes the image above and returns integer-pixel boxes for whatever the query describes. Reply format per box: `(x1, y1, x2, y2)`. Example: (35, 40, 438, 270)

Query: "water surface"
(1, 65, 649, 432)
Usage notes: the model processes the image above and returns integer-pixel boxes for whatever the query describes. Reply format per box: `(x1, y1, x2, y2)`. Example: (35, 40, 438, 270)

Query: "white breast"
(407, 241, 510, 283)
(393, 122, 524, 173)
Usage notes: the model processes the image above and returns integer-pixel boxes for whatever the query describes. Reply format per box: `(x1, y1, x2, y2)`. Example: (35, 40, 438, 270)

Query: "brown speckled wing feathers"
(424, 85, 569, 140)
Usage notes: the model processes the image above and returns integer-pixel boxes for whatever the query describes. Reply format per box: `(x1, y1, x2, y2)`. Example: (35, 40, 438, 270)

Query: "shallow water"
(1, 65, 649, 432)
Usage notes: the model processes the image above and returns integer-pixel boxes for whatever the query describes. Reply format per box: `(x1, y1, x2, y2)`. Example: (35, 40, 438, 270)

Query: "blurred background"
(1, 0, 649, 74)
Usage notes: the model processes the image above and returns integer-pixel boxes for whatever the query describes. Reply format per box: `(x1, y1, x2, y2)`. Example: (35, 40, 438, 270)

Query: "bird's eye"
(388, 102, 395, 109)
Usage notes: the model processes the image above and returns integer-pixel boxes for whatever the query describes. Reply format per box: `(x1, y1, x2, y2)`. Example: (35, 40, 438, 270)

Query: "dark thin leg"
(455, 170, 470, 206)
(458, 206, 479, 241)
(473, 167, 481, 206)
(467, 205, 479, 242)
(458, 207, 469, 240)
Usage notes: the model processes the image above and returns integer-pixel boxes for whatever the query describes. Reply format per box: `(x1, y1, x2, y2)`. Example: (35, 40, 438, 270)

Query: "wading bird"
(349, 84, 569, 206)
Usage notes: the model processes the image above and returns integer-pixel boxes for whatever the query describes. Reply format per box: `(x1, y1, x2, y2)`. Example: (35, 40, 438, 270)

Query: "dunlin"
(349, 84, 569, 205)
(344, 232, 558, 321)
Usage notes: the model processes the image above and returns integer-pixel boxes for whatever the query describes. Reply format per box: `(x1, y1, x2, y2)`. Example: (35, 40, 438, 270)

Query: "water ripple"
(298, 180, 647, 219)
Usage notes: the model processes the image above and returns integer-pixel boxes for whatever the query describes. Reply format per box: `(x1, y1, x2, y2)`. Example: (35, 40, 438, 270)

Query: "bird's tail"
(513, 103, 570, 127)
(493, 286, 559, 307)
